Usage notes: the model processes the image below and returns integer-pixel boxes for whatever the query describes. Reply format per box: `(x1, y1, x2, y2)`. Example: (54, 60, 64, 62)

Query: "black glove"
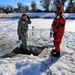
(50, 32, 52, 37)
(53, 32, 56, 35)
(27, 15, 30, 20)
(19, 36, 21, 40)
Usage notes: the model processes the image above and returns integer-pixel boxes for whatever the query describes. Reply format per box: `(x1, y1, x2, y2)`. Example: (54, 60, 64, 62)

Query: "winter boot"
(52, 51, 60, 57)
(51, 49, 56, 55)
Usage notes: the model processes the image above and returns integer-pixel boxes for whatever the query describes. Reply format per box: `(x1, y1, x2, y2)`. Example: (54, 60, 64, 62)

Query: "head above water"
(22, 14, 27, 19)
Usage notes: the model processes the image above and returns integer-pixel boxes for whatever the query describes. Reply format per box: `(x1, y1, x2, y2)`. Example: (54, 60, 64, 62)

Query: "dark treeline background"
(0, 0, 75, 13)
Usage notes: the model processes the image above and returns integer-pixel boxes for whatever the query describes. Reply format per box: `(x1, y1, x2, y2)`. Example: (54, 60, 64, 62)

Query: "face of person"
(22, 15, 27, 19)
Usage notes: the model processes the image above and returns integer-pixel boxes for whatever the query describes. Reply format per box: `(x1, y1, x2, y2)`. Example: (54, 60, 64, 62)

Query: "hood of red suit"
(55, 6, 63, 15)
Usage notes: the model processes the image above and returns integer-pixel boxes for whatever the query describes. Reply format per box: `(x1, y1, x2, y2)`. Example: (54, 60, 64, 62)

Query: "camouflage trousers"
(20, 31, 28, 51)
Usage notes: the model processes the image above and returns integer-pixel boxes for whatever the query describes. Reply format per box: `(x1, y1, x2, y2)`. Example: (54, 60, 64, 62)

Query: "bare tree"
(14, 8, 18, 13)
(65, 0, 74, 13)
(17, 2, 23, 12)
(24, 5, 29, 12)
(72, 2, 75, 12)
(0, 5, 6, 13)
(54, 0, 61, 7)
(54, 0, 67, 11)
(40, 0, 50, 11)
(6, 5, 14, 13)
(61, 0, 67, 7)
(31, 1, 37, 12)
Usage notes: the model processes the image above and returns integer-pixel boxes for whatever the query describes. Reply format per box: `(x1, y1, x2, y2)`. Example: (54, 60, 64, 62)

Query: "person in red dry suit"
(50, 6, 66, 57)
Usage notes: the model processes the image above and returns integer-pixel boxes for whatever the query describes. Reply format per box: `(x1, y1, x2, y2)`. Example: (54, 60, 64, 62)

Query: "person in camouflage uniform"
(17, 14, 31, 53)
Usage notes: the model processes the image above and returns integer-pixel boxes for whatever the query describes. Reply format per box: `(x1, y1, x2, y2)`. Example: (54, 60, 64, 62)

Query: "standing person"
(17, 14, 32, 54)
(50, 6, 66, 57)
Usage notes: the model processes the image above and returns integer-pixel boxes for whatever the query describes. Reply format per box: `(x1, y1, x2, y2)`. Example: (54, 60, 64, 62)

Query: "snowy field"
(0, 13, 75, 75)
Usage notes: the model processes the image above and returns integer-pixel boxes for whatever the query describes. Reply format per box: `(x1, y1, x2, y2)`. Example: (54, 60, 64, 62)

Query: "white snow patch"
(0, 17, 75, 75)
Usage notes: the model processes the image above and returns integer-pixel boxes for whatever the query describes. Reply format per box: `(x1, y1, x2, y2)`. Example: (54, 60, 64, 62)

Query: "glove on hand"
(27, 15, 30, 20)
(19, 36, 21, 40)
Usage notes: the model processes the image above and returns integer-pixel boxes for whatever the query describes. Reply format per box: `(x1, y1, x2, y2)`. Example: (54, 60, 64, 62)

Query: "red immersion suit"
(52, 6, 66, 52)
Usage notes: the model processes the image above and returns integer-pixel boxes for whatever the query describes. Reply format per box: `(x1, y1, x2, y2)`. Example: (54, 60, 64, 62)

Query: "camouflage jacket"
(17, 17, 31, 37)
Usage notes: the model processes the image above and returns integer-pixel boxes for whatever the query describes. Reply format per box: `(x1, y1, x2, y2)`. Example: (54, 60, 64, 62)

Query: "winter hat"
(22, 14, 26, 17)
(55, 6, 63, 15)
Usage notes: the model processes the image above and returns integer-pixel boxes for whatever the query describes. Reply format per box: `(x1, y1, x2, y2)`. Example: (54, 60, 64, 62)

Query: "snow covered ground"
(0, 15, 75, 75)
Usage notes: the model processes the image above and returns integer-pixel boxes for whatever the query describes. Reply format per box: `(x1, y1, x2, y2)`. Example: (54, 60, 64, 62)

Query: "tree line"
(0, 0, 75, 13)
